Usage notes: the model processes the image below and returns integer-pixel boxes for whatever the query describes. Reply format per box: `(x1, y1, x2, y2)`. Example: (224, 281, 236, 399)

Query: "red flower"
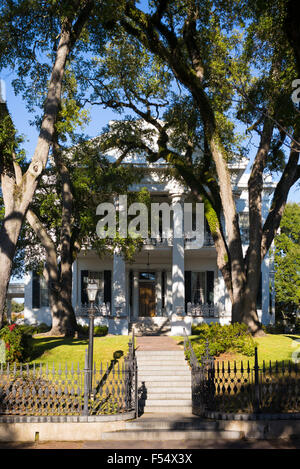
(5, 343, 10, 350)
(8, 324, 16, 332)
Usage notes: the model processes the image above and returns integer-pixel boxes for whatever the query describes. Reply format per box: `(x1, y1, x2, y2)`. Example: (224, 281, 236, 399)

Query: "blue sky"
(2, 74, 299, 204)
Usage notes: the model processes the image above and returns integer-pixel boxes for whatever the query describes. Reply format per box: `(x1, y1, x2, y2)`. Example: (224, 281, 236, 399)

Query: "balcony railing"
(187, 303, 217, 318)
(143, 231, 214, 248)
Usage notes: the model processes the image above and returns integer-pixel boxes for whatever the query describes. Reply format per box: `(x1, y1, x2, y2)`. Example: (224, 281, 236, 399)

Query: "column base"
(170, 314, 192, 336)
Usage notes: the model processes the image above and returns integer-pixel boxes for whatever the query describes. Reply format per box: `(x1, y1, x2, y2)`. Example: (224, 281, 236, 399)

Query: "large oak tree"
(96, 0, 300, 336)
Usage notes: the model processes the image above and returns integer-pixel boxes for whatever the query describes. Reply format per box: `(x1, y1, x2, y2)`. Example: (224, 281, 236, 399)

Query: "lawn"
(179, 333, 300, 367)
(27, 333, 300, 368)
(28, 334, 130, 368)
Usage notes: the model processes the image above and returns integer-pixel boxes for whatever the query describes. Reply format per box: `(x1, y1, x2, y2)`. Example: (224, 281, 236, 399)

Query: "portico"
(23, 159, 276, 332)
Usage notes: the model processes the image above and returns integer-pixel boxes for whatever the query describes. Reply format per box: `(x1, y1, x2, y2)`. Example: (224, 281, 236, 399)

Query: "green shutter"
(104, 270, 112, 305)
(32, 271, 40, 309)
(81, 270, 89, 305)
(185, 271, 192, 312)
(206, 271, 214, 304)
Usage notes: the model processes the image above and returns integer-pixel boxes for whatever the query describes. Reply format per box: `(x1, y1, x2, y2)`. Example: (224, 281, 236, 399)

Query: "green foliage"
(274, 203, 300, 321)
(0, 324, 33, 363)
(77, 324, 108, 337)
(190, 323, 256, 358)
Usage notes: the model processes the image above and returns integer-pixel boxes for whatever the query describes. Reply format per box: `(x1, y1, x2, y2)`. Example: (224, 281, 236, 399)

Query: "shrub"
(190, 322, 256, 360)
(0, 324, 33, 363)
(77, 324, 108, 337)
(94, 325, 108, 337)
(263, 322, 286, 334)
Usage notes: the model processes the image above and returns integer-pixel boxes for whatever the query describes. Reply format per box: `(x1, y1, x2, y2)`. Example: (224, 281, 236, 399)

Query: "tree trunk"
(0, 26, 73, 327)
(0, 0, 96, 325)
(0, 172, 24, 325)
(26, 209, 78, 337)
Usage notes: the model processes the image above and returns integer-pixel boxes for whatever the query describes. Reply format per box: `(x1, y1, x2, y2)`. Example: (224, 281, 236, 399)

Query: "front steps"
(101, 415, 245, 441)
(136, 349, 192, 414)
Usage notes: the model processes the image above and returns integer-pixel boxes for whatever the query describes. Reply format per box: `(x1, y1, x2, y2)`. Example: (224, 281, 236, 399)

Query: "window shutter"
(206, 271, 214, 304)
(81, 270, 89, 305)
(161, 271, 166, 309)
(104, 270, 112, 305)
(185, 271, 192, 312)
(32, 271, 40, 309)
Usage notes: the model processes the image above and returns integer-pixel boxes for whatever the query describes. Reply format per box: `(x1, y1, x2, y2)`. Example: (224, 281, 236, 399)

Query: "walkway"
(1, 439, 300, 449)
(136, 336, 184, 351)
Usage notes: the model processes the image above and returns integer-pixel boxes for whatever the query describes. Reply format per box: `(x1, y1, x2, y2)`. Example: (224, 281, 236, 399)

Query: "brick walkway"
(136, 336, 183, 351)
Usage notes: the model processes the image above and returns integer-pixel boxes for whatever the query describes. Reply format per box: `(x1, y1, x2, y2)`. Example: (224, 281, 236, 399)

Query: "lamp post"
(86, 280, 98, 394)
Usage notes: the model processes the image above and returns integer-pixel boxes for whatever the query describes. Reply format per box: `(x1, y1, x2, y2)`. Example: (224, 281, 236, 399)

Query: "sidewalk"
(1, 438, 300, 449)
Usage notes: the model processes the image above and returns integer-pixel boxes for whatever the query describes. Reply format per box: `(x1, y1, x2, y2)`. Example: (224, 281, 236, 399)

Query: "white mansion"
(23, 150, 276, 335)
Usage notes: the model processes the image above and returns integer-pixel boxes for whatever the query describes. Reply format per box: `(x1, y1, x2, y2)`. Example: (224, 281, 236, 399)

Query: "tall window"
(238, 212, 249, 243)
(191, 271, 214, 305)
(32, 271, 49, 308)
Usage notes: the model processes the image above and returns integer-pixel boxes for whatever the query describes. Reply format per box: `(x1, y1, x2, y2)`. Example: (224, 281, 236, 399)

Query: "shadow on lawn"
(28, 336, 89, 361)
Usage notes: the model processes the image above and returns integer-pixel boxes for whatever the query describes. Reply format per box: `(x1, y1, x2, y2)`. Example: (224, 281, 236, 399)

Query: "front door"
(139, 282, 156, 317)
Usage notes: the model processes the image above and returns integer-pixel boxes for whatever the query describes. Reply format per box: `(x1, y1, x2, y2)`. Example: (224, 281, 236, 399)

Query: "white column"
(156, 271, 162, 316)
(171, 193, 185, 314)
(166, 271, 172, 316)
(132, 271, 139, 319)
(72, 258, 78, 311)
(112, 248, 126, 316)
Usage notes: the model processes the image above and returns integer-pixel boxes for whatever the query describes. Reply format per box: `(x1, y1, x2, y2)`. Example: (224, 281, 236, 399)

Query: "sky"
(2, 73, 299, 204)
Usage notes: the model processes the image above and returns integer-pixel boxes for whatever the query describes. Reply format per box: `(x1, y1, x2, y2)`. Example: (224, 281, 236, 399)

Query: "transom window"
(139, 272, 156, 281)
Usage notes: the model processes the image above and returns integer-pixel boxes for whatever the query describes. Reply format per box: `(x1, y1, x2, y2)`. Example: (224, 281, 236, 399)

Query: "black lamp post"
(86, 280, 98, 394)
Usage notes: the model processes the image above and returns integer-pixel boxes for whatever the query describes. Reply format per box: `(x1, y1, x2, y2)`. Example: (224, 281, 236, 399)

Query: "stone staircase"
(101, 414, 245, 441)
(136, 349, 192, 414)
(101, 337, 244, 442)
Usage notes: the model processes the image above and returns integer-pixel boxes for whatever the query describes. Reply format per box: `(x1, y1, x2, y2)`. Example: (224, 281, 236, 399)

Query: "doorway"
(139, 282, 156, 317)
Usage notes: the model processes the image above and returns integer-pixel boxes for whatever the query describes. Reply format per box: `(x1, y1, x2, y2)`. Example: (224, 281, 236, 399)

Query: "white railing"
(143, 232, 214, 247)
(187, 303, 217, 317)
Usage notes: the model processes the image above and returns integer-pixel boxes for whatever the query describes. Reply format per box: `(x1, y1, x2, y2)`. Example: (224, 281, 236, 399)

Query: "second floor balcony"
(142, 230, 214, 249)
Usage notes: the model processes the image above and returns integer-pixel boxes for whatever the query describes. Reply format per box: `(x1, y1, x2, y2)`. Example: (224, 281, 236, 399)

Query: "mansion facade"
(23, 153, 276, 335)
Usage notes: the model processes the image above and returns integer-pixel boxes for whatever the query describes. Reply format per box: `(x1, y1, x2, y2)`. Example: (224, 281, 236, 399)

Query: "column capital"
(170, 191, 186, 204)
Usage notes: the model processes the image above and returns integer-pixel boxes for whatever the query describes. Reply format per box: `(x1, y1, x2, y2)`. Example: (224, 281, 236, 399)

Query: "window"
(191, 272, 206, 304)
(40, 276, 49, 307)
(139, 272, 156, 281)
(32, 271, 49, 308)
(190, 271, 214, 305)
(238, 212, 249, 243)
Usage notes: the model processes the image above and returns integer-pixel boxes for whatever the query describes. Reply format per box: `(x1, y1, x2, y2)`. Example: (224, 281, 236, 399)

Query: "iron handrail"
(183, 327, 200, 369)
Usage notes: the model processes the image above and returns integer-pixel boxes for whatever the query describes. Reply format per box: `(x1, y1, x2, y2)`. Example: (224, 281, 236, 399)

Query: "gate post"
(83, 349, 89, 416)
(254, 347, 260, 414)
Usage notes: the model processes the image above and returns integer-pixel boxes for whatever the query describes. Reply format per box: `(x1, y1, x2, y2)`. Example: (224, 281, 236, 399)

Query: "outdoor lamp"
(86, 281, 98, 395)
(86, 281, 98, 304)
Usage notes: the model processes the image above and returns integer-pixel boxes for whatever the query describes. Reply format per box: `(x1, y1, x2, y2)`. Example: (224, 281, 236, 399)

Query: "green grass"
(25, 333, 300, 369)
(252, 333, 300, 366)
(173, 334, 300, 367)
(187, 333, 300, 367)
(28, 335, 130, 368)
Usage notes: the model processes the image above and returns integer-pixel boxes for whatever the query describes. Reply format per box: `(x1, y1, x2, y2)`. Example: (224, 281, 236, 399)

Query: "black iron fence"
(0, 334, 138, 417)
(184, 333, 300, 415)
